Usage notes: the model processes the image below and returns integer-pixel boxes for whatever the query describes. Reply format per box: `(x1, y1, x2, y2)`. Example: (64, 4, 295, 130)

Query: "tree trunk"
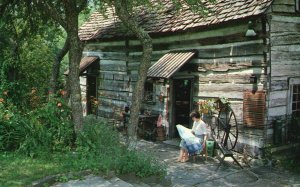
(64, 1, 84, 133)
(114, 0, 153, 149)
(49, 37, 70, 94)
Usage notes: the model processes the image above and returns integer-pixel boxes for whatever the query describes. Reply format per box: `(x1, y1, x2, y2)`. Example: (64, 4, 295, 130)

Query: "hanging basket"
(215, 99, 230, 112)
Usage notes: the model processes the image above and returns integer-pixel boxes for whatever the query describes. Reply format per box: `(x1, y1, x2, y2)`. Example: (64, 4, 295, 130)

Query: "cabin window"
(296, 0, 300, 12)
(144, 81, 155, 102)
(292, 84, 300, 116)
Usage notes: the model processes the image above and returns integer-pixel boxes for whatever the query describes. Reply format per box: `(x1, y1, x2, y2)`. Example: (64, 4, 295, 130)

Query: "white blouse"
(192, 120, 207, 136)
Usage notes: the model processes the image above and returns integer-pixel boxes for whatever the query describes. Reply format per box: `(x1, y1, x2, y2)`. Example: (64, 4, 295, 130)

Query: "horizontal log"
(196, 42, 266, 59)
(189, 57, 266, 73)
(99, 98, 127, 109)
(128, 23, 251, 46)
(271, 33, 300, 46)
(268, 90, 287, 108)
(269, 98, 287, 107)
(272, 0, 295, 5)
(84, 41, 126, 52)
(272, 60, 300, 65)
(271, 20, 300, 33)
(162, 32, 262, 51)
(128, 52, 164, 62)
(100, 60, 127, 71)
(271, 80, 289, 91)
(198, 74, 252, 84)
(271, 51, 300, 61)
(272, 4, 296, 13)
(99, 80, 130, 92)
(198, 74, 269, 84)
(272, 15, 300, 23)
(271, 63, 300, 77)
(82, 51, 127, 61)
(270, 90, 288, 100)
(98, 90, 130, 101)
(194, 84, 264, 99)
(103, 73, 114, 80)
(128, 40, 266, 63)
(271, 44, 300, 52)
(268, 106, 287, 117)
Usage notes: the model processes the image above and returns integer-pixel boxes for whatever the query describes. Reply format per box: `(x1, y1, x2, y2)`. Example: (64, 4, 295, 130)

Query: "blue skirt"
(179, 134, 204, 153)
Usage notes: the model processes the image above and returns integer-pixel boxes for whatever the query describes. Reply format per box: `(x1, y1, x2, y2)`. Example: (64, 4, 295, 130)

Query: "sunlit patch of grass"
(0, 152, 81, 187)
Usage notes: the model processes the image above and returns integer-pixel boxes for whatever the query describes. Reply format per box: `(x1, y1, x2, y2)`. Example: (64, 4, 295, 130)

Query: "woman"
(177, 111, 207, 162)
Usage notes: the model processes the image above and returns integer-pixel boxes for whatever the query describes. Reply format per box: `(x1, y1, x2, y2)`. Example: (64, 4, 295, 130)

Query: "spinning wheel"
(210, 102, 238, 151)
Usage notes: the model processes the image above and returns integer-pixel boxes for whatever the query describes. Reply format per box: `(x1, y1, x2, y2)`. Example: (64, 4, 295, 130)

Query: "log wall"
(267, 0, 300, 144)
(82, 18, 270, 156)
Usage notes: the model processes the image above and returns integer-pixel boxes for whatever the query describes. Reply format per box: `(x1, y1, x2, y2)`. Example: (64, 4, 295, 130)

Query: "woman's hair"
(189, 111, 201, 119)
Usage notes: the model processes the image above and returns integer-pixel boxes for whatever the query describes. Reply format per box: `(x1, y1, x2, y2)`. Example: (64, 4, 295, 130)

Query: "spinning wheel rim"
(211, 109, 238, 150)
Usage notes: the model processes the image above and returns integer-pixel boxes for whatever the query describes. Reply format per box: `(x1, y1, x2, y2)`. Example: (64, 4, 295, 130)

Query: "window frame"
(288, 77, 300, 115)
(296, 0, 300, 12)
(143, 80, 156, 103)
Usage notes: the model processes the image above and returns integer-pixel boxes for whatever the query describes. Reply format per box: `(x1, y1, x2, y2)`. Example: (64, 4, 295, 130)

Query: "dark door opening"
(173, 79, 192, 137)
(86, 75, 97, 115)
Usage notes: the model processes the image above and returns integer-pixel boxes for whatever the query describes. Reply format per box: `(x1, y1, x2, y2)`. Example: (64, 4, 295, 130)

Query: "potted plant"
(196, 99, 217, 115)
(215, 97, 231, 112)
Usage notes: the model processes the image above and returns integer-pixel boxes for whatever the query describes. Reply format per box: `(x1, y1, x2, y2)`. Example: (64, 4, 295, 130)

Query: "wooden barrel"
(156, 127, 165, 141)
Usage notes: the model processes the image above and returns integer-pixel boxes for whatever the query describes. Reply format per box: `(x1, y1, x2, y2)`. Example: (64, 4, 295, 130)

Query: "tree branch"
(34, 0, 67, 29)
(77, 0, 88, 14)
(49, 36, 70, 94)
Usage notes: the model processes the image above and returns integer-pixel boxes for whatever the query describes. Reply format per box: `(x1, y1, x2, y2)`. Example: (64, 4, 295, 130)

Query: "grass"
(0, 152, 85, 187)
(0, 151, 113, 187)
(0, 149, 166, 187)
(0, 116, 166, 186)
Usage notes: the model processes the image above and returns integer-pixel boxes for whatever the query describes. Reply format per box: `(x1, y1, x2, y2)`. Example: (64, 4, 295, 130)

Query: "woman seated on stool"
(177, 111, 207, 162)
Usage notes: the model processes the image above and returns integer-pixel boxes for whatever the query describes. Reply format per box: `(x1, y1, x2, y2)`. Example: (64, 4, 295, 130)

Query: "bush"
(0, 103, 29, 151)
(76, 115, 120, 156)
(76, 115, 166, 178)
(18, 95, 74, 156)
(0, 94, 74, 157)
(116, 150, 166, 177)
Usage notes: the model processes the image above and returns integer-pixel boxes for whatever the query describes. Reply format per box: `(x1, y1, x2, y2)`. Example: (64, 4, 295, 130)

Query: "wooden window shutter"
(243, 90, 266, 128)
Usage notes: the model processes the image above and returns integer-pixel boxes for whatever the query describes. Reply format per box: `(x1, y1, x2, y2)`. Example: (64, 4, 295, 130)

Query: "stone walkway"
(50, 139, 300, 187)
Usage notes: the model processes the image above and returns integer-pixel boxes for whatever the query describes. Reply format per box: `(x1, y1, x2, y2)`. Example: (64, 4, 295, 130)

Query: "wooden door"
(173, 79, 192, 137)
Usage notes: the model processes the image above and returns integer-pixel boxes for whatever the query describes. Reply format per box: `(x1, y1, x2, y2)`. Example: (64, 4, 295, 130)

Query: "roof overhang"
(147, 50, 197, 79)
(64, 56, 99, 76)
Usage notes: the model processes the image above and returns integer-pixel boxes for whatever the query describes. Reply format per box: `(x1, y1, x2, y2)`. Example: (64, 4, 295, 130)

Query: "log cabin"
(77, 0, 300, 157)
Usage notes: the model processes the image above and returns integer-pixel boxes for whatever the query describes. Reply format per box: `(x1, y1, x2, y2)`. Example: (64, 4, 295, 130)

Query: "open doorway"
(86, 75, 97, 115)
(173, 79, 193, 137)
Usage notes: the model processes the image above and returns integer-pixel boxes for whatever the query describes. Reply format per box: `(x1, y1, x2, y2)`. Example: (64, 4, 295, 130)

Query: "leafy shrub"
(0, 102, 29, 151)
(18, 95, 74, 156)
(76, 115, 120, 156)
(76, 116, 166, 178)
(116, 150, 166, 177)
(0, 92, 73, 157)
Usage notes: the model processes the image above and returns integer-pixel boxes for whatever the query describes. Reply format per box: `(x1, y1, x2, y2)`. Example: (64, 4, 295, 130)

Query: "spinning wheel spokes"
(211, 106, 238, 151)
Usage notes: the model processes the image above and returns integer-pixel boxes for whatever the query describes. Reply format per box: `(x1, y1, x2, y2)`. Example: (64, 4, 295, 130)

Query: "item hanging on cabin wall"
(159, 92, 164, 103)
(157, 114, 163, 127)
(164, 85, 170, 137)
(163, 118, 169, 137)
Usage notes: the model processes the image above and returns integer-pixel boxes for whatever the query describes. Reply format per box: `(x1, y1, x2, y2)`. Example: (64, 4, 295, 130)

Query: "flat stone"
(52, 175, 111, 187)
(109, 177, 134, 187)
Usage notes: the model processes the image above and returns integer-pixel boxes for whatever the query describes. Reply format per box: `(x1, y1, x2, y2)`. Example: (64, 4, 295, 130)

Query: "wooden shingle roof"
(79, 0, 273, 41)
